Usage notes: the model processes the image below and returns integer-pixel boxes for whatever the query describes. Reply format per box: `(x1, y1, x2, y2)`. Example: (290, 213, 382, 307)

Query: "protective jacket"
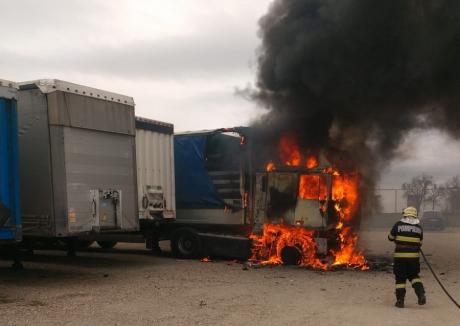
(388, 215, 426, 307)
(388, 219, 423, 259)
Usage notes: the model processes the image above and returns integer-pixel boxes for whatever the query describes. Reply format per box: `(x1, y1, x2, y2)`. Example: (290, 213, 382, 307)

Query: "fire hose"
(420, 249, 460, 309)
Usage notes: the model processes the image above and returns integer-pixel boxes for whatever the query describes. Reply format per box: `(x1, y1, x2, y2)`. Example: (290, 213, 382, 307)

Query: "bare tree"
(425, 184, 446, 211)
(445, 175, 460, 213)
(402, 174, 433, 212)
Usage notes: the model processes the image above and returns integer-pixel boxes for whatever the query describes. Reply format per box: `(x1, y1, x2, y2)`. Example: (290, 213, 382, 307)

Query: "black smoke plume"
(250, 0, 460, 214)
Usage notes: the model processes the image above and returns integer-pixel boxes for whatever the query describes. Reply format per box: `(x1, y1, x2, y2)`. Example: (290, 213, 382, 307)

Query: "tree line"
(402, 175, 460, 213)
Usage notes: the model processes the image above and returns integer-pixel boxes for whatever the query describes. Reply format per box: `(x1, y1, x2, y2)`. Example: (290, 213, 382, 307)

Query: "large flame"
(250, 224, 327, 269)
(278, 134, 320, 168)
(256, 135, 368, 270)
(299, 175, 327, 200)
(331, 173, 368, 269)
(278, 134, 302, 166)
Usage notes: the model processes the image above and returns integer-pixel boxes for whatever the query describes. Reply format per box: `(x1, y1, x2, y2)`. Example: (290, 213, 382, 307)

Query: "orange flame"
(298, 175, 327, 200)
(306, 155, 318, 169)
(332, 174, 360, 222)
(267, 135, 320, 170)
(332, 225, 368, 269)
(254, 134, 368, 270)
(201, 257, 212, 263)
(250, 224, 327, 269)
(266, 161, 276, 172)
(278, 134, 301, 166)
(331, 173, 368, 270)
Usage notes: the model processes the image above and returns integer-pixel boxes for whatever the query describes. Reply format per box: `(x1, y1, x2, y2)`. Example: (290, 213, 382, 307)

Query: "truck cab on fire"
(163, 127, 341, 260)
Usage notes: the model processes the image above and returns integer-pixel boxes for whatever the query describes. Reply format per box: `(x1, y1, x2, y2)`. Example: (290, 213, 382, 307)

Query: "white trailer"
(78, 117, 176, 252)
(135, 117, 176, 221)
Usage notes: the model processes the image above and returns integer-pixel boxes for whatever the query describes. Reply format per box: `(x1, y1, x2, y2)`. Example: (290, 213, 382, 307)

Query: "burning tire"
(97, 241, 117, 249)
(171, 228, 202, 259)
(280, 246, 302, 265)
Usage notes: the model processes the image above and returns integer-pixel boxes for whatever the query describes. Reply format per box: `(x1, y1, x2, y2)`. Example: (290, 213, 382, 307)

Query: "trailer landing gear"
(144, 228, 162, 256)
(11, 246, 23, 270)
(66, 238, 77, 257)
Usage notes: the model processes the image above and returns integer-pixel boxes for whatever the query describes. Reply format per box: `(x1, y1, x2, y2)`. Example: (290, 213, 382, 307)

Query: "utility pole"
(377, 188, 402, 213)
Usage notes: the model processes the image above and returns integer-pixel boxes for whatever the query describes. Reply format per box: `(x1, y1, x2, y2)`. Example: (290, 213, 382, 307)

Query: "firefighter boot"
(395, 288, 406, 308)
(413, 283, 426, 305)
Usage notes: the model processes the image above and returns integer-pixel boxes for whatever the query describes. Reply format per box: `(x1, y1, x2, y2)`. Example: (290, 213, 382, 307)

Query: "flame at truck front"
(250, 224, 327, 269)
(251, 135, 368, 270)
(331, 173, 368, 269)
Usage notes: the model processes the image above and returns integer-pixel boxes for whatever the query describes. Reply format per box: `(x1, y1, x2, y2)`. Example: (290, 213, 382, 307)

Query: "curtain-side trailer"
(18, 79, 138, 254)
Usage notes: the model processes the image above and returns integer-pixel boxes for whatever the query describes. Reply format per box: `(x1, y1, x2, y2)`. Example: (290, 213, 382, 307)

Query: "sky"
(1, 0, 460, 188)
(381, 130, 460, 187)
(0, 0, 271, 130)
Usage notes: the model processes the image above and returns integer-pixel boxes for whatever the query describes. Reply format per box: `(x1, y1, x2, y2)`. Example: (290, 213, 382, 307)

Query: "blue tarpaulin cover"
(174, 134, 225, 209)
(0, 97, 21, 241)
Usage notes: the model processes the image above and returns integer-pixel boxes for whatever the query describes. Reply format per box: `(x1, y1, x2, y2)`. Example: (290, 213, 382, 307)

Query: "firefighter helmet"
(403, 206, 418, 218)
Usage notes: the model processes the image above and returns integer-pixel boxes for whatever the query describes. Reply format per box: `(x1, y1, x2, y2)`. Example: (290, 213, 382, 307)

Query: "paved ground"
(0, 229, 459, 326)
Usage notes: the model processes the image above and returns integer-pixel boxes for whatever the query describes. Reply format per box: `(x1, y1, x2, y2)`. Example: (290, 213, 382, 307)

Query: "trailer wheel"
(171, 228, 201, 259)
(97, 241, 117, 249)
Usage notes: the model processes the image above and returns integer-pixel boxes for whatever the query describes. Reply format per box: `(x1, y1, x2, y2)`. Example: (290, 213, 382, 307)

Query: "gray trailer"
(18, 79, 138, 252)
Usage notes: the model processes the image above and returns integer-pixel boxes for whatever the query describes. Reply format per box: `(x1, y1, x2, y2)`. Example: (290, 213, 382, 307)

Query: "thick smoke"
(251, 0, 460, 214)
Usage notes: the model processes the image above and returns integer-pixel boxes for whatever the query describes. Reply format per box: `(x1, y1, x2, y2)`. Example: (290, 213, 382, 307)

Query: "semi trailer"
(17, 79, 138, 253)
(157, 128, 339, 260)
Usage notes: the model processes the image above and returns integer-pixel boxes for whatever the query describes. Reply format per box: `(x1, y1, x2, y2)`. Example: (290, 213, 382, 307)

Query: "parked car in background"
(421, 211, 445, 231)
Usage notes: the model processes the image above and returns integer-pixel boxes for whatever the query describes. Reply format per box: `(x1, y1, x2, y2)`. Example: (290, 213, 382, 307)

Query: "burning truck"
(166, 127, 367, 270)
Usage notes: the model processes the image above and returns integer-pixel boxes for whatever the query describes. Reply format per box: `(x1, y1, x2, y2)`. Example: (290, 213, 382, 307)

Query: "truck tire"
(171, 228, 201, 259)
(97, 241, 117, 249)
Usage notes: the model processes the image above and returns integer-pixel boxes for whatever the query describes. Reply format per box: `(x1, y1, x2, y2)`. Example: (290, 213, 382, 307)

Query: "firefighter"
(388, 206, 426, 308)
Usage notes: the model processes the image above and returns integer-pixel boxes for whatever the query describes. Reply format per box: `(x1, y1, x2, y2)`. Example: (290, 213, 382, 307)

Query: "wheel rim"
(178, 235, 195, 255)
